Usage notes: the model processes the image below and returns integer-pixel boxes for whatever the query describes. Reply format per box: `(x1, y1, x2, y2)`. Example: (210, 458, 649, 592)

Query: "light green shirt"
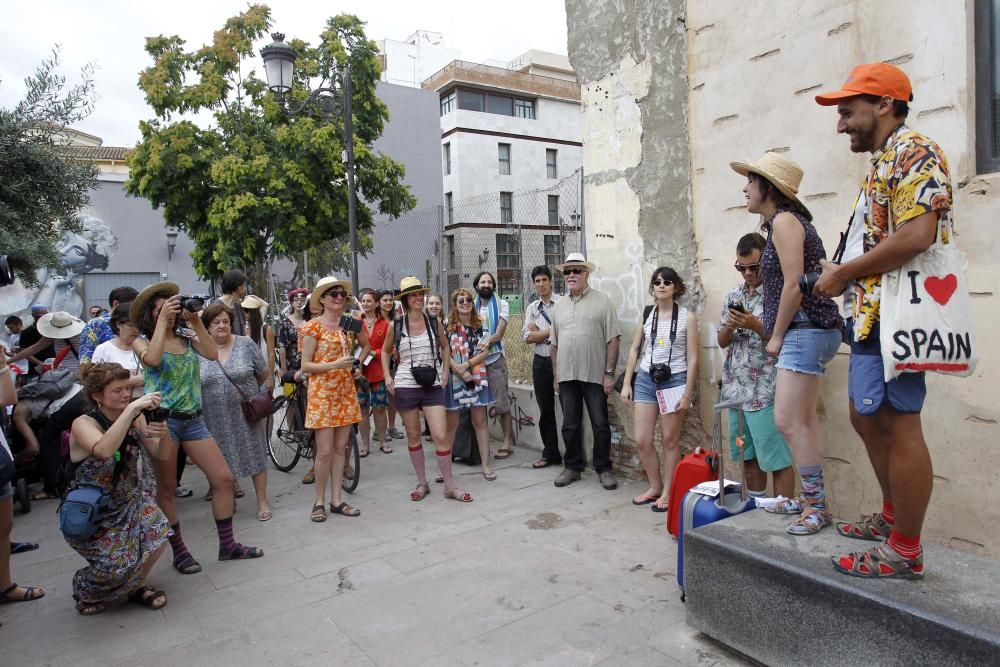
(550, 287, 621, 384)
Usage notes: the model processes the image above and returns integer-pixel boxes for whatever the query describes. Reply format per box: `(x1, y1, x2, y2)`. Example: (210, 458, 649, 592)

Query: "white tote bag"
(879, 217, 978, 382)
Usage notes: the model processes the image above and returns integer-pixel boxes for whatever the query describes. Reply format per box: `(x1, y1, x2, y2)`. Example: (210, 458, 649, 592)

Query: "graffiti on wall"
(592, 241, 644, 324)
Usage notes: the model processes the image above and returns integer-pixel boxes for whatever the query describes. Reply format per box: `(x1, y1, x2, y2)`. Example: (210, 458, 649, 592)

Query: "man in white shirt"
(522, 265, 561, 468)
(474, 271, 514, 458)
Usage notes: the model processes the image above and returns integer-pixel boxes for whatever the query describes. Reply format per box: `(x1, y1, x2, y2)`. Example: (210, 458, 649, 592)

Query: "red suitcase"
(666, 446, 717, 536)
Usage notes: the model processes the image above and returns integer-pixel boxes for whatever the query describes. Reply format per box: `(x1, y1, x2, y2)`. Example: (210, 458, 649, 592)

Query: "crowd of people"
(0, 61, 949, 620)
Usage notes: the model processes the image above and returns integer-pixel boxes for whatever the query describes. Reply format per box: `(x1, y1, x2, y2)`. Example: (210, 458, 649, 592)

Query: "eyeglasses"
(325, 288, 348, 299)
(562, 268, 585, 276)
(291, 295, 307, 302)
(652, 279, 673, 286)
(734, 263, 760, 273)
(456, 297, 473, 305)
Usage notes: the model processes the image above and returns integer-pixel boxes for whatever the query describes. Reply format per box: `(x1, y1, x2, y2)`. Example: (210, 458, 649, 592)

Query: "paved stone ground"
(1, 439, 751, 666)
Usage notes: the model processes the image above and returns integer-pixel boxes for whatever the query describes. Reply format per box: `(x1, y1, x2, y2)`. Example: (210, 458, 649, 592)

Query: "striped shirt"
(395, 324, 440, 389)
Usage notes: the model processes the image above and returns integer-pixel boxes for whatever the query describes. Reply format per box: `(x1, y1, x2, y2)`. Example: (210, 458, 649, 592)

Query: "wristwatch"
(604, 370, 615, 377)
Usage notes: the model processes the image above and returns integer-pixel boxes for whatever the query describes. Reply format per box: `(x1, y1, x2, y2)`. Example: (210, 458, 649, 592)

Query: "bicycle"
(268, 379, 360, 494)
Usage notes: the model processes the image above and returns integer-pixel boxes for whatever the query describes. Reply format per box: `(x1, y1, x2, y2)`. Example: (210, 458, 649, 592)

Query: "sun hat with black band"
(397, 276, 431, 299)
(36, 312, 85, 339)
(241, 294, 269, 314)
(308, 276, 353, 313)
(129, 281, 180, 324)
(554, 252, 597, 274)
(729, 152, 806, 208)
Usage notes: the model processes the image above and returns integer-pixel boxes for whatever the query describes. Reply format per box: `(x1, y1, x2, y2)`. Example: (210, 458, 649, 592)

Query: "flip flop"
(482, 471, 497, 481)
(651, 500, 669, 513)
(532, 459, 556, 469)
(494, 448, 513, 460)
(380, 446, 394, 454)
(256, 510, 273, 522)
(631, 495, 658, 506)
(10, 542, 40, 554)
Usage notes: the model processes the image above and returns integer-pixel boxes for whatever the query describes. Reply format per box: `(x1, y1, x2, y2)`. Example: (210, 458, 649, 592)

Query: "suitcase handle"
(711, 399, 747, 503)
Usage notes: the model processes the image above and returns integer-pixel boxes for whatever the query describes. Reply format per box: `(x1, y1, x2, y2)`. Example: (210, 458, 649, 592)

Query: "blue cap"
(30, 303, 47, 313)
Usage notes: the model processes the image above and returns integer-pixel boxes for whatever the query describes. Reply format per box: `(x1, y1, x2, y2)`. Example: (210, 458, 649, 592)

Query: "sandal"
(494, 448, 513, 460)
(10, 541, 40, 554)
(76, 600, 106, 616)
(764, 497, 804, 515)
(836, 513, 893, 542)
(128, 585, 168, 610)
(651, 499, 669, 513)
(632, 494, 659, 506)
(218, 543, 264, 561)
(360, 447, 369, 458)
(482, 471, 497, 481)
(30, 490, 58, 500)
(832, 543, 924, 580)
(343, 464, 356, 481)
(0, 583, 45, 604)
(256, 509, 273, 522)
(302, 469, 316, 484)
(173, 555, 203, 575)
(330, 502, 361, 517)
(380, 446, 394, 454)
(532, 459, 557, 469)
(444, 488, 473, 503)
(434, 475, 444, 483)
(234, 482, 245, 499)
(786, 507, 831, 536)
(310, 504, 327, 522)
(410, 482, 430, 501)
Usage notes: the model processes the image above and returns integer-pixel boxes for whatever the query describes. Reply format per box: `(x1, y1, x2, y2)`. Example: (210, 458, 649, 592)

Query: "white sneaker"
(175, 485, 193, 498)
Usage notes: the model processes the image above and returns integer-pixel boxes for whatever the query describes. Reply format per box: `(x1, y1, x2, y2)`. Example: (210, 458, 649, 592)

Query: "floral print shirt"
(718, 283, 776, 412)
(78, 314, 114, 363)
(850, 124, 953, 342)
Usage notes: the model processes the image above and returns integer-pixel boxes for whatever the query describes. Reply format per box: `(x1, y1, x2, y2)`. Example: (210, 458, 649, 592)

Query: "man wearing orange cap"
(813, 63, 952, 580)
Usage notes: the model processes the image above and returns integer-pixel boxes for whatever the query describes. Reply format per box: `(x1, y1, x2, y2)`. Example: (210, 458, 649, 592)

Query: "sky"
(0, 0, 569, 146)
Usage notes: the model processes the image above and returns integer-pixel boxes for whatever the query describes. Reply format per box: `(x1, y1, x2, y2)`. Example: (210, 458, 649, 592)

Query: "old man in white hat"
(549, 253, 621, 490)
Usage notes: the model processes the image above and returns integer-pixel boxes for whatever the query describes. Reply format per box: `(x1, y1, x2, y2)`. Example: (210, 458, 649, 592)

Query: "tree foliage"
(127, 5, 416, 282)
(0, 49, 99, 286)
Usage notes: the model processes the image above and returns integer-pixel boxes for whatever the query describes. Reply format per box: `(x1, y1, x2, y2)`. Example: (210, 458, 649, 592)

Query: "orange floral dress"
(300, 320, 362, 429)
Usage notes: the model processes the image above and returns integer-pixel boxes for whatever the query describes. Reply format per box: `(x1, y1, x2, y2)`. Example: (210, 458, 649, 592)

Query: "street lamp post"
(261, 32, 361, 297)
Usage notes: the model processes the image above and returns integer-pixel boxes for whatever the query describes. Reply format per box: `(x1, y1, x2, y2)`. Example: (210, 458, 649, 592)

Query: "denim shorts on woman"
(633, 369, 687, 404)
(0, 480, 12, 501)
(777, 328, 841, 376)
(167, 415, 212, 443)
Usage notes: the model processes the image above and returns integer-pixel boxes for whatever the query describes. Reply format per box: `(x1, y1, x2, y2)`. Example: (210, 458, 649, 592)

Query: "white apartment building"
(378, 31, 459, 89)
(422, 52, 583, 305)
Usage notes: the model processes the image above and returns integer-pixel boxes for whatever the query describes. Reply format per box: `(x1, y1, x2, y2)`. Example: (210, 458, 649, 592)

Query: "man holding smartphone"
(718, 233, 794, 499)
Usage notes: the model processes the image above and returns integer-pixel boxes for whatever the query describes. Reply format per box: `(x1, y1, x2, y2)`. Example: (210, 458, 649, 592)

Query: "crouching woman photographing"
(64, 363, 173, 615)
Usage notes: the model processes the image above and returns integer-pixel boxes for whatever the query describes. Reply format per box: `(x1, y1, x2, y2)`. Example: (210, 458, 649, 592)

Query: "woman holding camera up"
(730, 154, 842, 536)
(620, 268, 699, 513)
(300, 277, 369, 523)
(132, 283, 263, 574)
(65, 363, 172, 615)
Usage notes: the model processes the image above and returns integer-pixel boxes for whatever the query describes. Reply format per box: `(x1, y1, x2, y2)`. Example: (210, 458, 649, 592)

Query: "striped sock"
(886, 530, 922, 561)
(216, 516, 236, 553)
(409, 444, 427, 485)
(436, 451, 455, 490)
(881, 501, 895, 524)
(797, 464, 826, 511)
(169, 523, 198, 571)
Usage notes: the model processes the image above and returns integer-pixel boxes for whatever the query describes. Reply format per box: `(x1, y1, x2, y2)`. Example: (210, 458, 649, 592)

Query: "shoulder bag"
(216, 353, 277, 424)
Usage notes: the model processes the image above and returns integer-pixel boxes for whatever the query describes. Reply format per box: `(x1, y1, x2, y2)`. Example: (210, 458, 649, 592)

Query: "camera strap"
(649, 303, 679, 368)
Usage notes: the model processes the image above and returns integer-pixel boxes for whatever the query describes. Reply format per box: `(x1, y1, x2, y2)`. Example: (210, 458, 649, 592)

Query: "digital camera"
(798, 273, 820, 296)
(339, 314, 363, 334)
(179, 295, 210, 312)
(649, 363, 672, 384)
(142, 407, 170, 423)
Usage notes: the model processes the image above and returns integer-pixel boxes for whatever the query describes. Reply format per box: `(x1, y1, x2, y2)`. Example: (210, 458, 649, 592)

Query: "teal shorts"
(728, 406, 792, 473)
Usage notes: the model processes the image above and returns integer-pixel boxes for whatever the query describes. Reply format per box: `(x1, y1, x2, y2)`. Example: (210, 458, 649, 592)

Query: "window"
(499, 191, 513, 225)
(498, 143, 511, 175)
(544, 235, 564, 292)
(496, 233, 520, 293)
(440, 91, 456, 116)
(976, 0, 1000, 172)
(514, 98, 536, 119)
(446, 235, 456, 270)
(458, 89, 484, 112)
(546, 149, 558, 179)
(443, 143, 451, 175)
(547, 195, 560, 225)
(445, 192, 453, 224)
(487, 94, 514, 116)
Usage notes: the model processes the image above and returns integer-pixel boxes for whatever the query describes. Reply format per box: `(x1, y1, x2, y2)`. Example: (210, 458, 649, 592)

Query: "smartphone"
(728, 302, 747, 314)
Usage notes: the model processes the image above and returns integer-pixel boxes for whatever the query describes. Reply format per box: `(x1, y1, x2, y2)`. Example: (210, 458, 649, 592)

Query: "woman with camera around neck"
(65, 363, 172, 615)
(382, 278, 470, 503)
(198, 303, 273, 522)
(300, 277, 369, 523)
(620, 268, 699, 512)
(132, 282, 263, 574)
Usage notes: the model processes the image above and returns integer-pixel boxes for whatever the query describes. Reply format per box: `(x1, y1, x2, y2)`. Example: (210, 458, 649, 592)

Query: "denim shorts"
(0, 480, 12, 501)
(167, 415, 212, 443)
(777, 327, 841, 376)
(394, 386, 445, 412)
(847, 320, 926, 416)
(633, 369, 687, 404)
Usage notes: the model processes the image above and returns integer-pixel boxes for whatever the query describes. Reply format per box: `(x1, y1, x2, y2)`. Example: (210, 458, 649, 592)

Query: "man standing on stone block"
(522, 265, 562, 469)
(473, 271, 514, 459)
(814, 63, 945, 580)
(718, 233, 794, 499)
(550, 253, 621, 490)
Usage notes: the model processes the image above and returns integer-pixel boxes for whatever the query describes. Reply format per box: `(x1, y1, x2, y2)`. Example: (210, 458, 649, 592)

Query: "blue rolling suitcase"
(677, 398, 757, 599)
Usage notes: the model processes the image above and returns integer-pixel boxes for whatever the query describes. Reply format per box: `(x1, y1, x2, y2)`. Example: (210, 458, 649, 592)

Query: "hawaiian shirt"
(850, 124, 953, 342)
(78, 313, 114, 363)
(718, 283, 775, 412)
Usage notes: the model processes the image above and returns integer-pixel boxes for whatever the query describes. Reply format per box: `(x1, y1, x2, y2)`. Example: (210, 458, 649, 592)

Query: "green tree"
(127, 5, 416, 285)
(0, 49, 99, 286)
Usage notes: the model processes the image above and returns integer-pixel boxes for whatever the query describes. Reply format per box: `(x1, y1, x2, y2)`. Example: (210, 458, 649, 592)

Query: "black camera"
(649, 363, 672, 384)
(142, 407, 169, 423)
(339, 315, 363, 334)
(798, 273, 820, 295)
(179, 295, 210, 312)
(0, 255, 16, 287)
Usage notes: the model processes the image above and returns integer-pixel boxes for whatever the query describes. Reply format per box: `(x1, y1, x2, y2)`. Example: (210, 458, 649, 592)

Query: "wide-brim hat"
(309, 276, 353, 312)
(36, 311, 85, 339)
(730, 152, 805, 206)
(397, 276, 431, 299)
(241, 294, 269, 315)
(129, 281, 179, 324)
(555, 252, 597, 273)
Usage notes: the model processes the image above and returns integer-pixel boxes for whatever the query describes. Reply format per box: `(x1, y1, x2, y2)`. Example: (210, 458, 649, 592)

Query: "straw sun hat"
(397, 276, 431, 298)
(729, 152, 805, 207)
(309, 276, 353, 312)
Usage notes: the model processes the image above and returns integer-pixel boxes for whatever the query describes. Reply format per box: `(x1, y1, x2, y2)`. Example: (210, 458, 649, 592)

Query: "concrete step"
(683, 510, 1000, 666)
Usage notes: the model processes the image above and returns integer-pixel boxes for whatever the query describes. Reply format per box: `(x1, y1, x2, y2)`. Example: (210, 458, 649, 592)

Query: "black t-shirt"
(19, 324, 55, 374)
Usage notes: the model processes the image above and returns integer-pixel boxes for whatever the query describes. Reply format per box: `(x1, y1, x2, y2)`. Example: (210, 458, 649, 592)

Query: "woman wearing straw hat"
(730, 153, 843, 536)
(300, 277, 369, 522)
(381, 277, 471, 502)
(132, 283, 263, 573)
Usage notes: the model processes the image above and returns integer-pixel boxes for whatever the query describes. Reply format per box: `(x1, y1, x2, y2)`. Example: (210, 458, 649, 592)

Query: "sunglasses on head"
(652, 278, 673, 286)
(734, 263, 760, 273)
(562, 267, 585, 276)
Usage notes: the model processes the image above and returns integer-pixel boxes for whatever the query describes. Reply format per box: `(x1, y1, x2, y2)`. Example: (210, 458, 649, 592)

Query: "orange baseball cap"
(815, 63, 913, 106)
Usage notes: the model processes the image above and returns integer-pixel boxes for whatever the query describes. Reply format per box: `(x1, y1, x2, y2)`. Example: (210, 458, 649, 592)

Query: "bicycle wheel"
(342, 427, 360, 494)
(269, 395, 305, 472)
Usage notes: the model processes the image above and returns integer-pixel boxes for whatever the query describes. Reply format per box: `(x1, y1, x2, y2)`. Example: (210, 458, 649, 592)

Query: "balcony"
(422, 60, 580, 103)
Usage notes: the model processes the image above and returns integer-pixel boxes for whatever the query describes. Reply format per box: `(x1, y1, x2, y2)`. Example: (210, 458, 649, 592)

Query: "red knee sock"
(886, 530, 922, 562)
(881, 501, 895, 524)
(409, 444, 427, 484)
(436, 451, 454, 489)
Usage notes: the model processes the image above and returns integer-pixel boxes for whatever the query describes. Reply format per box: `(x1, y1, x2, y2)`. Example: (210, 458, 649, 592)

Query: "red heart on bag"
(924, 274, 958, 306)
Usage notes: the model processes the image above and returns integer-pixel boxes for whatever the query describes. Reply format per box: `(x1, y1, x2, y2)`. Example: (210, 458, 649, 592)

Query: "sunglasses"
(562, 268, 585, 276)
(325, 288, 348, 299)
(456, 297, 473, 305)
(652, 278, 673, 286)
(734, 263, 760, 273)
